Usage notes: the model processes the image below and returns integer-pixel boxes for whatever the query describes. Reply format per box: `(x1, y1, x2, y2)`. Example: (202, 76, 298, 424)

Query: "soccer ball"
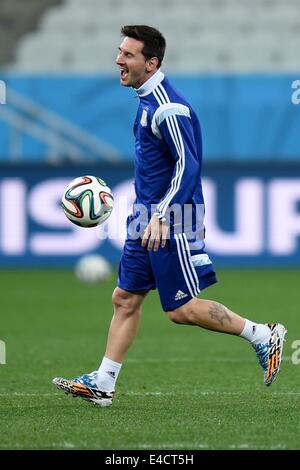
(75, 255, 112, 283)
(62, 175, 114, 227)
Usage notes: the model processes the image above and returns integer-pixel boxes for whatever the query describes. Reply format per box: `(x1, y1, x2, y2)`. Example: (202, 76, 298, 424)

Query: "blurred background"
(0, 0, 300, 269)
(2, 1, 300, 451)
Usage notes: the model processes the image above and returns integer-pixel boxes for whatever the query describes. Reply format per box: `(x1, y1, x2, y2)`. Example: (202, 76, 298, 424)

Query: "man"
(53, 25, 287, 407)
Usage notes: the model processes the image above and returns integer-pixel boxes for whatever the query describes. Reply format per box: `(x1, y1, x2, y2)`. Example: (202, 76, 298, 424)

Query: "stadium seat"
(4, 0, 300, 72)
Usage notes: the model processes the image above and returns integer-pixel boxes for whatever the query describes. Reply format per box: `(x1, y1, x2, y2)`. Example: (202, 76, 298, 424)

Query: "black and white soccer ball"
(62, 175, 114, 227)
(75, 255, 112, 283)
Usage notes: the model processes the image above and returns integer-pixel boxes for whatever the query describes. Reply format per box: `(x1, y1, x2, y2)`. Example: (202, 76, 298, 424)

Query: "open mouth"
(120, 69, 129, 80)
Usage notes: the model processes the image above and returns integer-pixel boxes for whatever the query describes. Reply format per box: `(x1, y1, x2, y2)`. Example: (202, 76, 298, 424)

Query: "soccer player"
(53, 25, 287, 406)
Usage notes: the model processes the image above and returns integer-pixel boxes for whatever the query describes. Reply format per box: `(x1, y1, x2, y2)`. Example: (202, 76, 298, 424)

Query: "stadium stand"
(0, 0, 63, 67)
(0, 0, 299, 163)
(4, 0, 300, 72)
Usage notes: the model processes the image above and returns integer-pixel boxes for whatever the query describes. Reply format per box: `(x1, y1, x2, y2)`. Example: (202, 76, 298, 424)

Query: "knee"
(167, 310, 186, 324)
(167, 299, 196, 325)
(112, 288, 141, 316)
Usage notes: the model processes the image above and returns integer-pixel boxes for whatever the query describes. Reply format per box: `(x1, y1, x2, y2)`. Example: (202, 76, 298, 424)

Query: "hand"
(141, 214, 169, 251)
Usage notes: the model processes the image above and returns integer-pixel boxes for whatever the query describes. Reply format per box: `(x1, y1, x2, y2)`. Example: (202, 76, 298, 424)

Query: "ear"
(146, 57, 159, 72)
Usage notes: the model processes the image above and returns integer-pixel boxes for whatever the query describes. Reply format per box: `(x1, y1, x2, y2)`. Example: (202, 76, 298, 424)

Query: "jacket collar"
(135, 69, 164, 97)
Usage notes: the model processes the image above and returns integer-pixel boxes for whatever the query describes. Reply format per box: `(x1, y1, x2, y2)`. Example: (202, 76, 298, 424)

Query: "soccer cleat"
(52, 371, 114, 407)
(253, 323, 287, 386)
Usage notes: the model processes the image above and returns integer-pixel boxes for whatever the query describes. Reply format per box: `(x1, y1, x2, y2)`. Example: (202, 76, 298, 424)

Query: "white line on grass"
(228, 443, 287, 450)
(136, 442, 288, 450)
(0, 442, 288, 450)
(126, 356, 293, 363)
(137, 442, 209, 449)
(0, 442, 76, 450)
(1, 390, 300, 397)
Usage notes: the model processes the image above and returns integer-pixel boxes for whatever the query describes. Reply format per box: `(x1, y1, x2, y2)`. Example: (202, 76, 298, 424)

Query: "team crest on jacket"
(140, 109, 148, 127)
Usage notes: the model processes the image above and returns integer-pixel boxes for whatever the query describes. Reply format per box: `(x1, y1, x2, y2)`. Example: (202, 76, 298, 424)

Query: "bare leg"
(104, 287, 148, 363)
(168, 297, 245, 335)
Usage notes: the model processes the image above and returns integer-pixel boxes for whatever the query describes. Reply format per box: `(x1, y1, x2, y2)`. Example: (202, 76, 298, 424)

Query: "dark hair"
(121, 25, 166, 67)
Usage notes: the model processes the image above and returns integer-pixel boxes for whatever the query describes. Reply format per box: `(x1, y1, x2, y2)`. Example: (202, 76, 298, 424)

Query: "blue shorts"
(118, 233, 217, 312)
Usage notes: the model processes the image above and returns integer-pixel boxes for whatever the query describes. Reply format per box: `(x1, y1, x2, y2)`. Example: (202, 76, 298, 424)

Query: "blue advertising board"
(1, 163, 300, 267)
(1, 74, 299, 163)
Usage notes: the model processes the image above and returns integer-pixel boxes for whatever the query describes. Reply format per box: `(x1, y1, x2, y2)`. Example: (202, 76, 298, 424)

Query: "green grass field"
(0, 268, 299, 450)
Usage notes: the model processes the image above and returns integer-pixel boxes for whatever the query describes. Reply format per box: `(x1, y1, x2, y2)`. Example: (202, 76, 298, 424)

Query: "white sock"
(240, 319, 271, 345)
(96, 356, 122, 392)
